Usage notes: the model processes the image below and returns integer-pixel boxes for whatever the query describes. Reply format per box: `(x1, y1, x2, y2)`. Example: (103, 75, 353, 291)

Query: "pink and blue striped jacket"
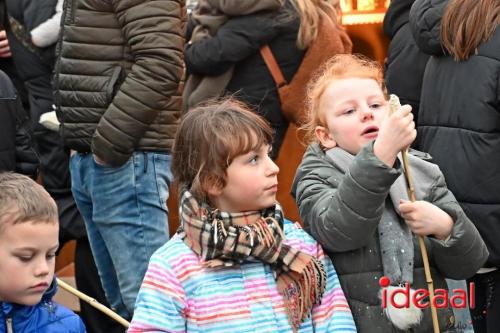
(128, 220, 356, 333)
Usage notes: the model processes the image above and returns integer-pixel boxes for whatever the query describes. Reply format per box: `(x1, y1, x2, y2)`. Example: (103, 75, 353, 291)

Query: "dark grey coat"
(383, 0, 429, 126)
(0, 69, 39, 178)
(0, 69, 16, 172)
(411, 0, 500, 269)
(292, 142, 488, 332)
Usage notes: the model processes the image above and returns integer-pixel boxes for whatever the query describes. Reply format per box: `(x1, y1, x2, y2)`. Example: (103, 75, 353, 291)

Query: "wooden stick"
(56, 278, 130, 328)
(389, 95, 440, 333)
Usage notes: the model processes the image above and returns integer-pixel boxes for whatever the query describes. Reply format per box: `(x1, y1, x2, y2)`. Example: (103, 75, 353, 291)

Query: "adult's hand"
(93, 153, 109, 167)
(0, 30, 12, 58)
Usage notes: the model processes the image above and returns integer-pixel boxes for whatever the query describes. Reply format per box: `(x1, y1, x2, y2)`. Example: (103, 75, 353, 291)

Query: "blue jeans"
(445, 279, 475, 333)
(69, 152, 171, 319)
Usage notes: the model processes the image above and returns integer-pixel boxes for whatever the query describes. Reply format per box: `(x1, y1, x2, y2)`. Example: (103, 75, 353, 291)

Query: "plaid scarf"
(178, 190, 327, 331)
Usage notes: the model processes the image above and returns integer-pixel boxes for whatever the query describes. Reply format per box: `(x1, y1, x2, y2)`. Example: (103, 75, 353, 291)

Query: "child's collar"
(0, 278, 57, 316)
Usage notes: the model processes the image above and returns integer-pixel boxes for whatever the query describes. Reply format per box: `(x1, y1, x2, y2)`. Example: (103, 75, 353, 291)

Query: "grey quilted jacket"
(292, 142, 488, 332)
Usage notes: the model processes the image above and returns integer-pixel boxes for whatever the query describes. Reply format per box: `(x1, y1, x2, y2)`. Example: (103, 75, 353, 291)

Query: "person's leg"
(70, 153, 129, 318)
(54, 186, 124, 333)
(54, 191, 87, 243)
(485, 271, 500, 332)
(35, 129, 70, 192)
(468, 274, 488, 333)
(446, 279, 474, 333)
(87, 151, 171, 317)
(75, 238, 126, 333)
(27, 92, 70, 193)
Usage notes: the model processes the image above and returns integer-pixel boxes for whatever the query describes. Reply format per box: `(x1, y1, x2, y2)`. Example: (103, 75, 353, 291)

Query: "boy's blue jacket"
(0, 279, 86, 333)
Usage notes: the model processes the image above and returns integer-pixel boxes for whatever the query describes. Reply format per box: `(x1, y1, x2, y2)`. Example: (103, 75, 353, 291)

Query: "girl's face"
(315, 77, 388, 154)
(209, 144, 279, 214)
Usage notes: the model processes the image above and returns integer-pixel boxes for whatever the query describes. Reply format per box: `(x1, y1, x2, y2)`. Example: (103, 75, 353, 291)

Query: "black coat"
(0, 0, 29, 109)
(0, 69, 16, 171)
(184, 2, 304, 156)
(5, 0, 72, 193)
(2, 0, 86, 248)
(411, 0, 500, 268)
(5, 0, 56, 97)
(0, 69, 39, 177)
(383, 0, 429, 125)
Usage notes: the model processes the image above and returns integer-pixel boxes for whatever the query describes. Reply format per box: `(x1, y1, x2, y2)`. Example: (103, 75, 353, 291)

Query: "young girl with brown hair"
(128, 99, 356, 333)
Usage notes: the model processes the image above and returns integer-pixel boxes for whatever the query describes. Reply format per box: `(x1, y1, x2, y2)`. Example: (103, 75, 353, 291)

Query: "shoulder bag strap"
(260, 45, 287, 87)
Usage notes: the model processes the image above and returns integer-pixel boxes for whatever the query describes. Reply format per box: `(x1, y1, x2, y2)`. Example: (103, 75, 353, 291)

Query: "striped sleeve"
(312, 243, 357, 332)
(283, 221, 357, 332)
(128, 249, 187, 333)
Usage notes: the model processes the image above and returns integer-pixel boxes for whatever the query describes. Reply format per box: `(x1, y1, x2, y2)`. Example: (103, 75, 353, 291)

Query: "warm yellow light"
(340, 0, 353, 11)
(340, 0, 389, 25)
(357, 0, 376, 11)
(340, 0, 389, 13)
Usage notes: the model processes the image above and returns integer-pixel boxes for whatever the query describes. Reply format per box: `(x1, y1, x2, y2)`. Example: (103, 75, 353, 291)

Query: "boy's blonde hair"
(302, 54, 385, 144)
(172, 98, 273, 202)
(0, 172, 58, 232)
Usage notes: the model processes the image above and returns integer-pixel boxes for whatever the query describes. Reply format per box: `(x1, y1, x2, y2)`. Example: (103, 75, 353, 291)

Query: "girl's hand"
(399, 199, 453, 240)
(373, 104, 416, 166)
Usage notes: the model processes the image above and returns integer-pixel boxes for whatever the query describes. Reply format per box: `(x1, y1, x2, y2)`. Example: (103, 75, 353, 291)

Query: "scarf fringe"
(278, 257, 327, 332)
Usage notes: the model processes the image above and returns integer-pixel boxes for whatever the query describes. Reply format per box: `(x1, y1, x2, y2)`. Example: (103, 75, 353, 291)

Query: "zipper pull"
(6, 317, 13, 333)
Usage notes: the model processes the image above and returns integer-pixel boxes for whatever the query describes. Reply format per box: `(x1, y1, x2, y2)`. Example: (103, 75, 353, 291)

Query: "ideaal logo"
(379, 276, 475, 309)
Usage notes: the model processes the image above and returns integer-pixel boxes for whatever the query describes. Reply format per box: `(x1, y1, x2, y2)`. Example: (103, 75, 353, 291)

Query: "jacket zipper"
(53, 0, 73, 123)
(64, 0, 76, 25)
(6, 317, 13, 333)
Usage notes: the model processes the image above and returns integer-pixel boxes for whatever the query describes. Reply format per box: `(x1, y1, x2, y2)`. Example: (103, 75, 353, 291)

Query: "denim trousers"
(69, 151, 171, 319)
(445, 279, 474, 333)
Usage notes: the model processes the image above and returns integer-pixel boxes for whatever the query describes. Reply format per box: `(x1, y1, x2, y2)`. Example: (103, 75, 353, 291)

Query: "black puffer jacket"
(184, 1, 304, 156)
(411, 0, 500, 268)
(55, 0, 185, 166)
(383, 0, 429, 125)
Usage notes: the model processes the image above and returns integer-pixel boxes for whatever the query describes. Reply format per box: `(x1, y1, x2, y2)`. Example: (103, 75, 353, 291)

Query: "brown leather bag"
(260, 19, 352, 125)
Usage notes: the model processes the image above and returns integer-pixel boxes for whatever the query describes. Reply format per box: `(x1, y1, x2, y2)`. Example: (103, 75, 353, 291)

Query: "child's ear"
(206, 184, 222, 197)
(315, 126, 337, 149)
(204, 177, 223, 197)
